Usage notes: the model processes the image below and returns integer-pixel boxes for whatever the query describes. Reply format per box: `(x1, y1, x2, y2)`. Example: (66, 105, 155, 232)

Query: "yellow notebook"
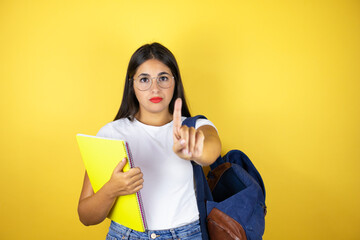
(76, 134, 147, 232)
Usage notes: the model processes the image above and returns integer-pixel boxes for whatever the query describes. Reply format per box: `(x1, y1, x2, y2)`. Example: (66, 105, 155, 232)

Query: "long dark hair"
(114, 42, 191, 121)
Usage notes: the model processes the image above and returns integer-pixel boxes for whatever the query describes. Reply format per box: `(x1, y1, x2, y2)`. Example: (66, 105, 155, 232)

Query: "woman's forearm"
(195, 125, 222, 166)
(78, 182, 116, 226)
(78, 163, 144, 226)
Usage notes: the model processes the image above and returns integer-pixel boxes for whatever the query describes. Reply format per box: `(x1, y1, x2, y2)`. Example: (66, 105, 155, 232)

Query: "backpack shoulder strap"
(182, 115, 212, 240)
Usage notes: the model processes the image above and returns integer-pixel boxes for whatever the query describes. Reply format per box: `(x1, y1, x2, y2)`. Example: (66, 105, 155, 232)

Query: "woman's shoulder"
(96, 118, 134, 138)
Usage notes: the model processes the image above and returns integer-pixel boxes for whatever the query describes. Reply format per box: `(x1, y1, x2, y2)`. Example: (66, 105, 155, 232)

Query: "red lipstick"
(150, 97, 163, 103)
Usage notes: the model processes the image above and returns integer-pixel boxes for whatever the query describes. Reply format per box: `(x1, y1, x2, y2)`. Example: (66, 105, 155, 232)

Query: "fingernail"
(182, 149, 188, 155)
(180, 139, 185, 145)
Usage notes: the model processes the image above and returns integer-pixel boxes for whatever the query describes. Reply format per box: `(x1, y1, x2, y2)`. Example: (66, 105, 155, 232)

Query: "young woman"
(78, 42, 221, 240)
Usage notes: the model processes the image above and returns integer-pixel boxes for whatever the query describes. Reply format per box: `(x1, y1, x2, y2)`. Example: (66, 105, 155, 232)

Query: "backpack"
(182, 115, 267, 240)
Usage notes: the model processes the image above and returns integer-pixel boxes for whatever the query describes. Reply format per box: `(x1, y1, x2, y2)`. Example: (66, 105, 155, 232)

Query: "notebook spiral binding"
(125, 142, 148, 230)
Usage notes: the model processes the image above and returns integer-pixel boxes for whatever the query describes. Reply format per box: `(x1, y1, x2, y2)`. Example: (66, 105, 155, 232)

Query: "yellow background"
(0, 0, 359, 239)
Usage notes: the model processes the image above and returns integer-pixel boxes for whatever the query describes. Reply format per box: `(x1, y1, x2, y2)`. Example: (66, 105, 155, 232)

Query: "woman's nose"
(150, 78, 160, 92)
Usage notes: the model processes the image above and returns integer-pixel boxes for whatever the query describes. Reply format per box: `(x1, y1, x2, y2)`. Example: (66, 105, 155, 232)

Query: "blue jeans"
(106, 220, 202, 240)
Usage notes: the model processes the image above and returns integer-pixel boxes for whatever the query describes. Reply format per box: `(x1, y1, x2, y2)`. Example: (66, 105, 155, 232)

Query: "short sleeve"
(195, 118, 218, 133)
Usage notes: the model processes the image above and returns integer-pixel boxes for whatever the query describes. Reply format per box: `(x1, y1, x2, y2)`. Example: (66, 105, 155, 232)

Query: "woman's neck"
(135, 110, 173, 126)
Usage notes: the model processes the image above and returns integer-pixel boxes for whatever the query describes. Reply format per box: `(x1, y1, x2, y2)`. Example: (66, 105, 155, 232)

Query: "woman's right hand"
(106, 158, 144, 198)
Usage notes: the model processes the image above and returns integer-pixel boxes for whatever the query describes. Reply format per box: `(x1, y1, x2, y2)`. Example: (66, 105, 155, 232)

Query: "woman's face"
(133, 59, 175, 117)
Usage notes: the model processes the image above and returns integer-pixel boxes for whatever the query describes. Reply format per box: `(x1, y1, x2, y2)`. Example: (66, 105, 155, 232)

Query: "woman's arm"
(194, 125, 221, 166)
(78, 158, 143, 226)
(173, 98, 221, 166)
(173, 123, 221, 166)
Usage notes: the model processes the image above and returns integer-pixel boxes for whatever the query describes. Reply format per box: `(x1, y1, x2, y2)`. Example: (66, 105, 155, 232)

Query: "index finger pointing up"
(173, 98, 182, 139)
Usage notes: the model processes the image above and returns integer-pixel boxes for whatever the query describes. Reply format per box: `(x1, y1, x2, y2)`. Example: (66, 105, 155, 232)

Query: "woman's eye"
(139, 77, 149, 83)
(158, 76, 169, 82)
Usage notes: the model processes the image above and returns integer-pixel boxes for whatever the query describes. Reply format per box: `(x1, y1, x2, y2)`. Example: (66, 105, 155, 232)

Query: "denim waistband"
(108, 220, 201, 240)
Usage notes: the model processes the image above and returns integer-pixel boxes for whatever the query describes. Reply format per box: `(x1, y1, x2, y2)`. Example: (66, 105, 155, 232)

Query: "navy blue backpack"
(182, 116, 267, 240)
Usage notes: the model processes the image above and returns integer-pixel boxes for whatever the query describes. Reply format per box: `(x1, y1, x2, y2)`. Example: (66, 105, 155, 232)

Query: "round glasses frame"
(132, 75, 175, 91)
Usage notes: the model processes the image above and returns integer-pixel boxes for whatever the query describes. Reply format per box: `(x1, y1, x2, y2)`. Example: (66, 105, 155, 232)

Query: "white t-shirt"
(96, 117, 216, 230)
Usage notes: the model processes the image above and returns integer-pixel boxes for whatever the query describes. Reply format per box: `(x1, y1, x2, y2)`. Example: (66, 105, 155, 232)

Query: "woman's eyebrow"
(158, 71, 170, 75)
(138, 72, 170, 77)
(138, 73, 150, 77)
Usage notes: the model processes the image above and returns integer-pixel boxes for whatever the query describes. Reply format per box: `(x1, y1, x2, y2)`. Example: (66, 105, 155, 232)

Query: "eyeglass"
(133, 73, 175, 91)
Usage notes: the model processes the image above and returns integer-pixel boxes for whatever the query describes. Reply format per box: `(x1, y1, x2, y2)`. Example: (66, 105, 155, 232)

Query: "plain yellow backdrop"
(0, 0, 359, 239)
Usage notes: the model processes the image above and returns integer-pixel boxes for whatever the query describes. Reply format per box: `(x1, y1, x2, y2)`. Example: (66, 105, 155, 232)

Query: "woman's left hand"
(172, 98, 205, 161)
